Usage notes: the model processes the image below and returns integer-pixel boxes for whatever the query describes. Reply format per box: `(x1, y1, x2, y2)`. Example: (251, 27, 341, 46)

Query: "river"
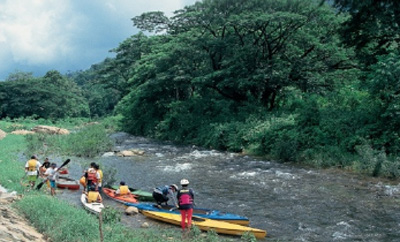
(55, 132, 400, 241)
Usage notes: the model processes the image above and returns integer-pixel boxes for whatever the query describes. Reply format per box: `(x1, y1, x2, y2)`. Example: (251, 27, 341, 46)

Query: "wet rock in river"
(117, 149, 145, 157)
(125, 206, 139, 215)
(102, 152, 115, 157)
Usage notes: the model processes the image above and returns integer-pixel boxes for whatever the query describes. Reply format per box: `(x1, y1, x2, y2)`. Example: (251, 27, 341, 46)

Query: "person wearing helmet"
(177, 179, 195, 232)
(152, 184, 179, 208)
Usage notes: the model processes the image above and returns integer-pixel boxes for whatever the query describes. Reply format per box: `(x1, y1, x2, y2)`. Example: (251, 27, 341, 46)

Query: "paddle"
(36, 159, 70, 190)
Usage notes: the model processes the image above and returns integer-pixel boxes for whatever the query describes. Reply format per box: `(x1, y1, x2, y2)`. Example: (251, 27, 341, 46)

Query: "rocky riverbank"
(0, 185, 47, 242)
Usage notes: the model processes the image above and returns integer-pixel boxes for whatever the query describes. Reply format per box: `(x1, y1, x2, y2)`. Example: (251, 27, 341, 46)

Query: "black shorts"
(152, 191, 168, 204)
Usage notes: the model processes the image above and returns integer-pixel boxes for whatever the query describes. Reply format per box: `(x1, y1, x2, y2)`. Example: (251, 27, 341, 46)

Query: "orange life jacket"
(79, 176, 86, 187)
(87, 169, 98, 183)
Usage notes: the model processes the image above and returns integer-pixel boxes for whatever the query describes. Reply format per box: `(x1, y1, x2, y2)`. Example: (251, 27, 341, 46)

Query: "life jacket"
(79, 176, 86, 186)
(119, 185, 129, 195)
(27, 159, 38, 171)
(87, 169, 98, 183)
(98, 170, 103, 184)
(88, 191, 99, 203)
(178, 189, 193, 205)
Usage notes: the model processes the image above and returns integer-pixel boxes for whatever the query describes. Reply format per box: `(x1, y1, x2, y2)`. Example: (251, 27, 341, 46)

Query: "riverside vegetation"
(0, 119, 251, 242)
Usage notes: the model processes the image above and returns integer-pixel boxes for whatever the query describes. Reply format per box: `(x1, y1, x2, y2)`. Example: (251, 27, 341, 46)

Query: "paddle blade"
(59, 159, 71, 170)
(36, 181, 45, 190)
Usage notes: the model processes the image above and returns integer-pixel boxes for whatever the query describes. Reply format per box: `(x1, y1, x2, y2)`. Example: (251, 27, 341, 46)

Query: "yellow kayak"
(141, 210, 266, 239)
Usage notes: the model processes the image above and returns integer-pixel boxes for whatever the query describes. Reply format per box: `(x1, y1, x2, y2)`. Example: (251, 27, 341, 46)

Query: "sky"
(0, 0, 198, 80)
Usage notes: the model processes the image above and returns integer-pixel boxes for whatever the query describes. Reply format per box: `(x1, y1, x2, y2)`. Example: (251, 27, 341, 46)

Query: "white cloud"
(0, 0, 198, 80)
(0, 1, 80, 65)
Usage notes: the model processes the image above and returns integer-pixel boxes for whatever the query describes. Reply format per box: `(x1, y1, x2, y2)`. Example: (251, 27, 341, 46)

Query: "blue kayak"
(125, 202, 250, 225)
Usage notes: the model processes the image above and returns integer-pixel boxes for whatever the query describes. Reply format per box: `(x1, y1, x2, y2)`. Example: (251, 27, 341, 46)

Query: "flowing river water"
(53, 132, 400, 241)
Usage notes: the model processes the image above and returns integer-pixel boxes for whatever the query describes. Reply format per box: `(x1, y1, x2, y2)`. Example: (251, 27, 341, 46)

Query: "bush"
(25, 124, 114, 158)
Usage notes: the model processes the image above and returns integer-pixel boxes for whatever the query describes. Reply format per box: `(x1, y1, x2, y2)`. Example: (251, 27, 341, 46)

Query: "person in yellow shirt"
(86, 185, 102, 203)
(114, 181, 131, 196)
(24, 155, 41, 189)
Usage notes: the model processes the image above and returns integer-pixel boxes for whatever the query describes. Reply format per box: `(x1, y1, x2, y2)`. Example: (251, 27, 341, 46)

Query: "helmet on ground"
(180, 179, 189, 185)
(170, 184, 178, 191)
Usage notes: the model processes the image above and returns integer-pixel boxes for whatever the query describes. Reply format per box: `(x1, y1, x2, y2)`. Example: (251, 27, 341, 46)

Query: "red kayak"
(56, 177, 80, 190)
(59, 168, 69, 175)
(103, 188, 138, 204)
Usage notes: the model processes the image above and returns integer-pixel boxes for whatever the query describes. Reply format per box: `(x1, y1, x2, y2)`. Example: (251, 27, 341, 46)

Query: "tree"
(132, 0, 354, 109)
(115, 0, 356, 141)
(333, 0, 400, 66)
(0, 70, 89, 119)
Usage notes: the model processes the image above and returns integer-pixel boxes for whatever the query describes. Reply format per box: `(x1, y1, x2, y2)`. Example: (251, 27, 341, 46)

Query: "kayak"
(58, 168, 69, 178)
(125, 202, 250, 225)
(59, 168, 69, 175)
(56, 177, 80, 190)
(80, 194, 104, 214)
(103, 188, 138, 204)
(141, 210, 266, 239)
(110, 185, 154, 201)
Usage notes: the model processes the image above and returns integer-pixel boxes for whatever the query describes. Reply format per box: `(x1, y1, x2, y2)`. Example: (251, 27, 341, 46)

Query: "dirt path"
(0, 186, 47, 242)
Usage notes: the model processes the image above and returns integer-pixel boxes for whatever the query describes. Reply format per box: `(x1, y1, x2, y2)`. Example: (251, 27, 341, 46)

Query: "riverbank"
(0, 185, 47, 242)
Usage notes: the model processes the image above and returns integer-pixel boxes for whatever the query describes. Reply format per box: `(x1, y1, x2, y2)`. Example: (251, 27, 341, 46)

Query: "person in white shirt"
(44, 163, 59, 196)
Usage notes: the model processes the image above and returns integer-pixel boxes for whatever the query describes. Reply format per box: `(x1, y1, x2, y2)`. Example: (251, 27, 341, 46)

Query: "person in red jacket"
(177, 179, 195, 233)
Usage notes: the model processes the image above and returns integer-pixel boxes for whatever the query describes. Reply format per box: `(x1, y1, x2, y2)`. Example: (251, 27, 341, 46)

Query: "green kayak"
(110, 185, 154, 201)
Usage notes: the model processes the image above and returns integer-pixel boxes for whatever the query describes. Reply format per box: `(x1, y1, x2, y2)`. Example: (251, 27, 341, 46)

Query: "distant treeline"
(1, 0, 399, 177)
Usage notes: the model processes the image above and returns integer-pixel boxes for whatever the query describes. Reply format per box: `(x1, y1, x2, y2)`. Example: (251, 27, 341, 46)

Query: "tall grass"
(25, 124, 114, 158)
(0, 134, 28, 193)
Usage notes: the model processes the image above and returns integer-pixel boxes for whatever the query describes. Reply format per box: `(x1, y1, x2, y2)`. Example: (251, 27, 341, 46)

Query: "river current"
(55, 132, 400, 241)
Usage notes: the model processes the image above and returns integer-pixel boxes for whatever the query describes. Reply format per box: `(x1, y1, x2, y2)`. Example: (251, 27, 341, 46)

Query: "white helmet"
(180, 179, 189, 185)
(170, 184, 178, 191)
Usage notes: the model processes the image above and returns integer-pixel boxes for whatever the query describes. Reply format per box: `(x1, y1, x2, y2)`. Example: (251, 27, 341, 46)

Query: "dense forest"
(1, 0, 399, 177)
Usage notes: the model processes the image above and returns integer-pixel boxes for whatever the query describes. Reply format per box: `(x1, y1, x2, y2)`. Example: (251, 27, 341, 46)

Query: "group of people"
(152, 179, 195, 232)
(24, 156, 60, 196)
(79, 162, 104, 203)
(25, 156, 195, 232)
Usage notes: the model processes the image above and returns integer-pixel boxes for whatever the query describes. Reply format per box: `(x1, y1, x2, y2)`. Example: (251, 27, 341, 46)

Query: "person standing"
(177, 179, 195, 233)
(39, 158, 51, 189)
(86, 162, 98, 191)
(94, 164, 103, 193)
(24, 155, 41, 189)
(152, 184, 179, 207)
(79, 170, 87, 193)
(44, 163, 59, 196)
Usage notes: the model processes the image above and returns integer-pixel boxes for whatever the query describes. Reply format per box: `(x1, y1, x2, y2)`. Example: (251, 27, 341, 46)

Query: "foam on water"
(275, 170, 297, 179)
(160, 163, 193, 172)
